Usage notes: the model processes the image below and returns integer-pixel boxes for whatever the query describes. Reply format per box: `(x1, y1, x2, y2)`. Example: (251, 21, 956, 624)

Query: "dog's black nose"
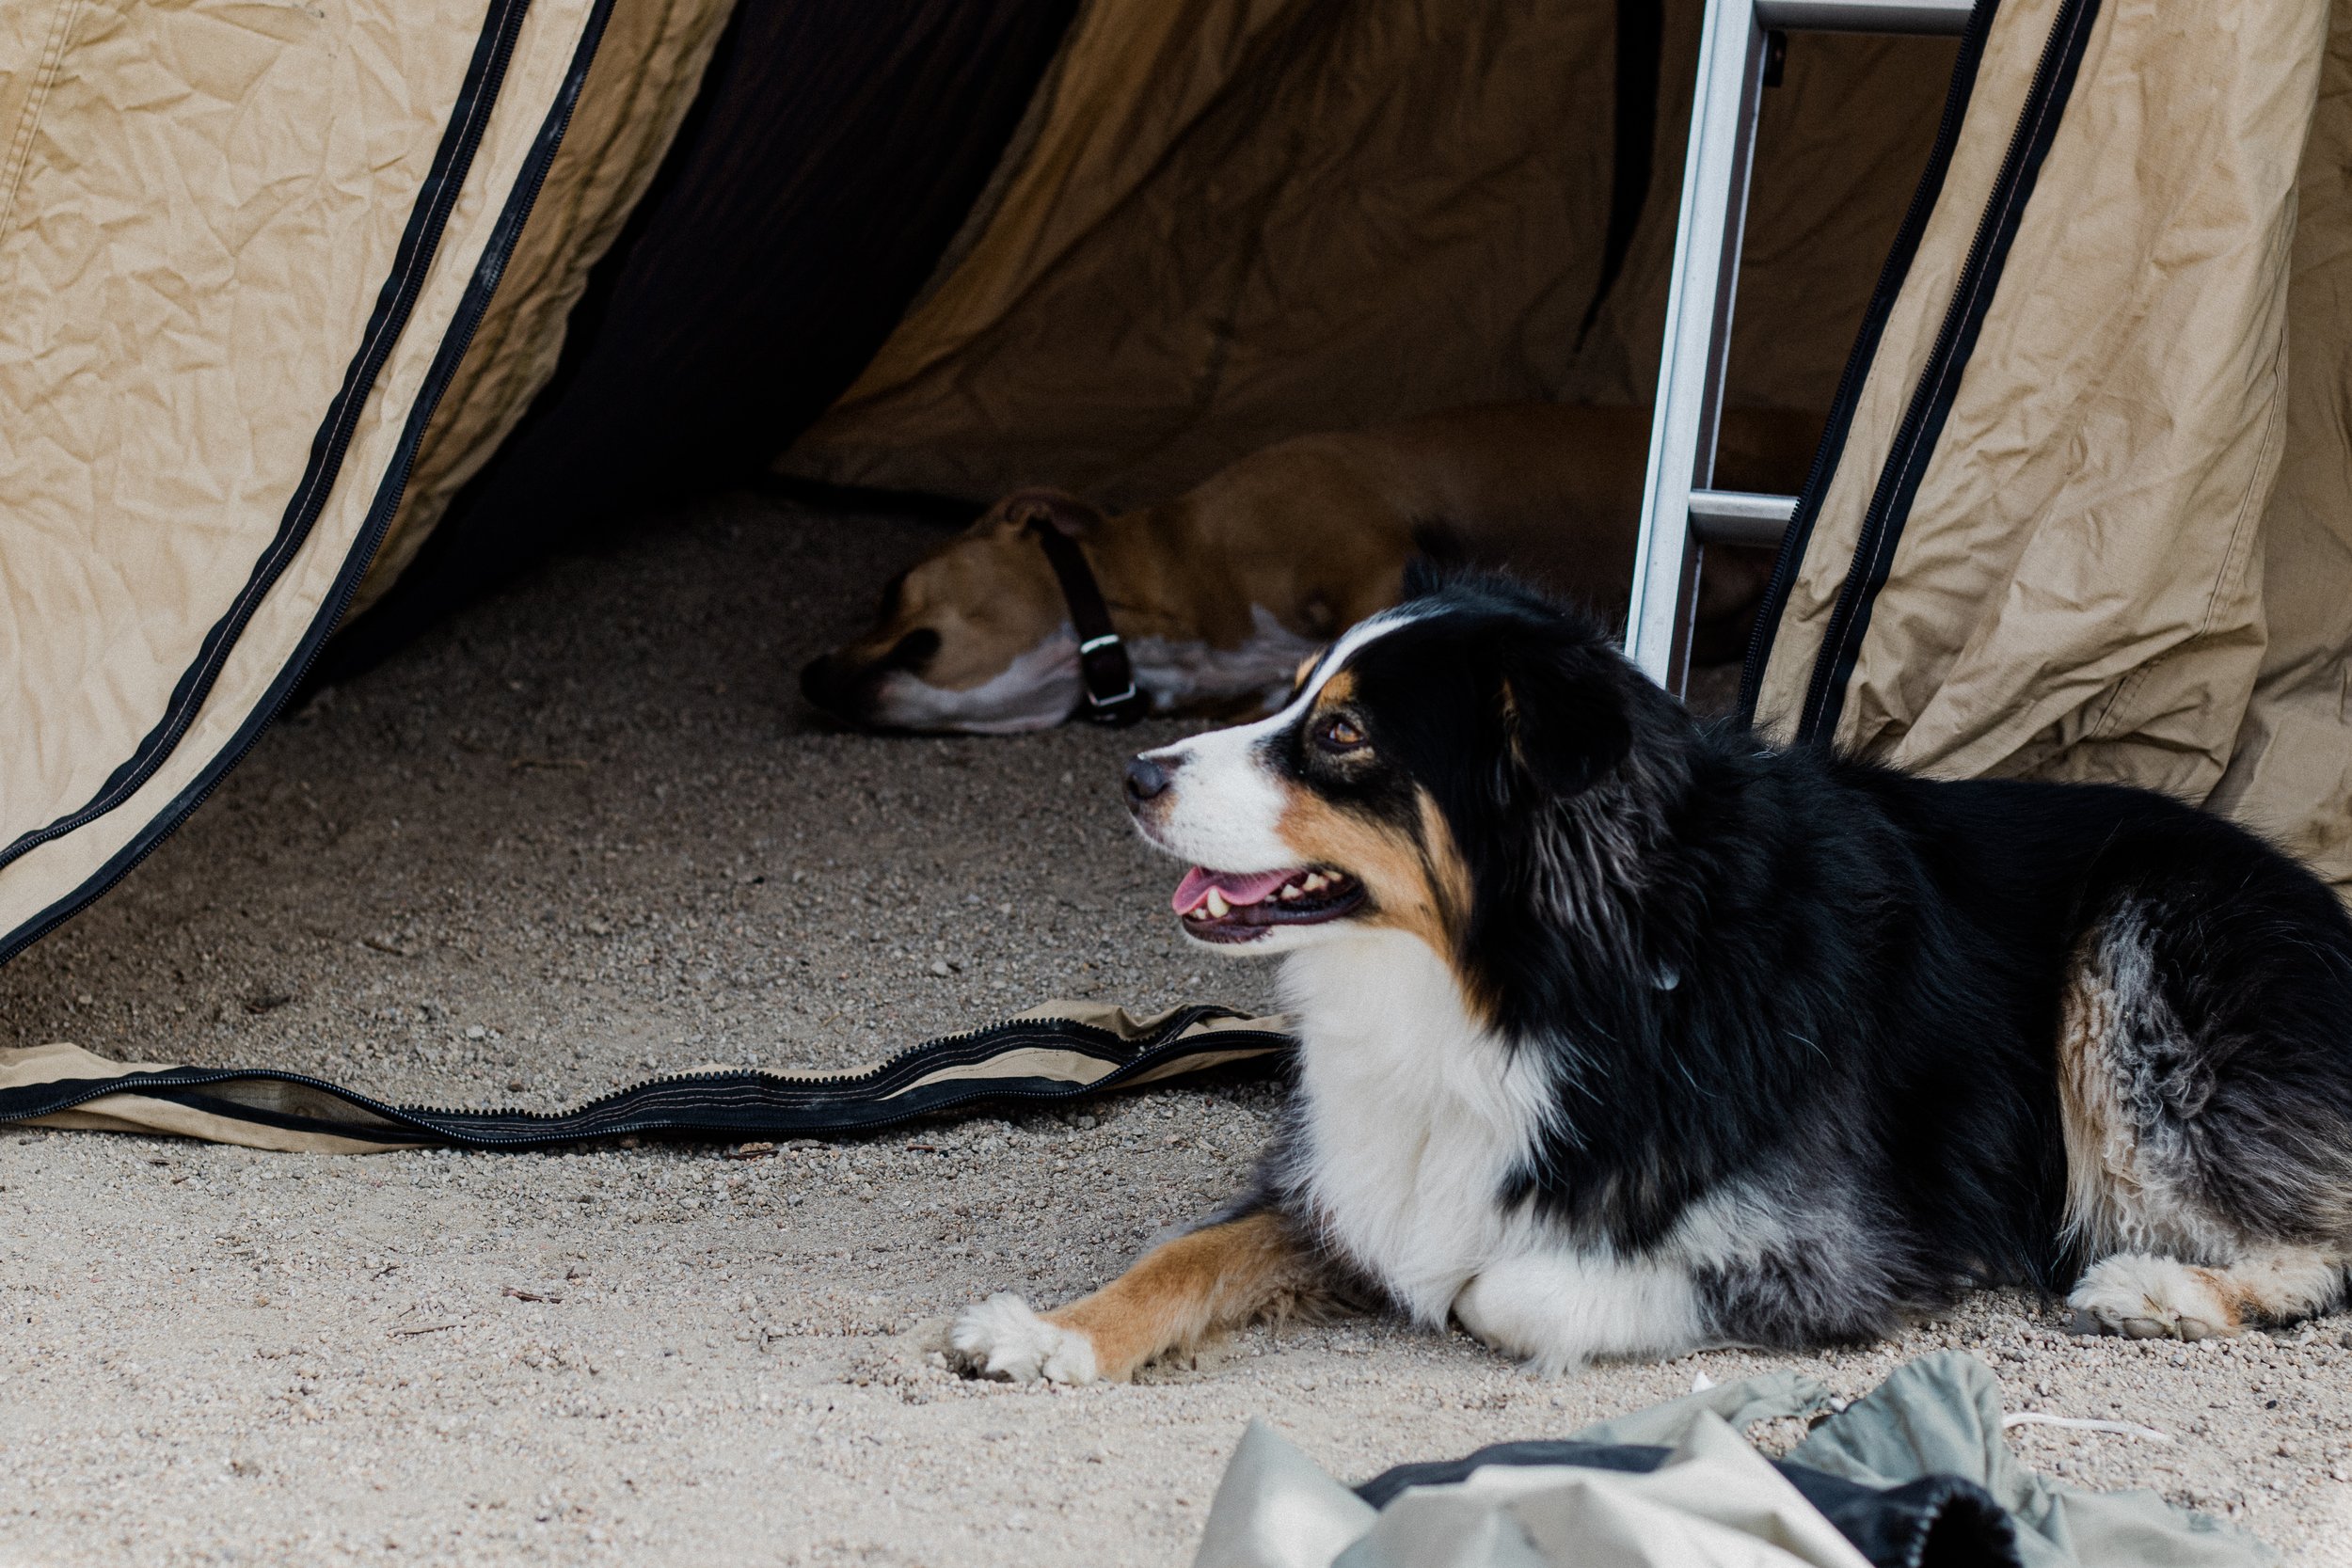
(801, 651, 867, 715)
(883, 626, 941, 672)
(800, 653, 845, 710)
(801, 652, 882, 728)
(1124, 754, 1174, 803)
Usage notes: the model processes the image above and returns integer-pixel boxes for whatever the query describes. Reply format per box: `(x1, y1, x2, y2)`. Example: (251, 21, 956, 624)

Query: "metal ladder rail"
(1626, 0, 1974, 691)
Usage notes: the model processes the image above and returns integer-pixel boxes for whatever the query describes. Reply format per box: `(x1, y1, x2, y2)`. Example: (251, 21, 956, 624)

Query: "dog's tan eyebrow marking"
(1247, 606, 1425, 736)
(1312, 669, 1358, 709)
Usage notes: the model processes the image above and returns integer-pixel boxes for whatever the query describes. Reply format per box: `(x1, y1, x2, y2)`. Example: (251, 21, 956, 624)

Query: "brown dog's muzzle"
(797, 651, 872, 725)
(799, 628, 941, 727)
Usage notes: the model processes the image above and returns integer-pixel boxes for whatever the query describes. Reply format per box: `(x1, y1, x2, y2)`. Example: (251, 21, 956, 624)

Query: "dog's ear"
(977, 486, 1103, 539)
(1403, 522, 1470, 599)
(1402, 556, 1598, 631)
(1496, 637, 1634, 799)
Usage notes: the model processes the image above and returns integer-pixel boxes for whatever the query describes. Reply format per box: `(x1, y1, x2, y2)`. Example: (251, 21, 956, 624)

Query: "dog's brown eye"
(1316, 714, 1366, 752)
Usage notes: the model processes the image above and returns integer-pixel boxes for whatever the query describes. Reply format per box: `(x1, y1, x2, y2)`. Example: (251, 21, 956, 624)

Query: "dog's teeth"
(1302, 872, 1328, 893)
(1204, 889, 1231, 918)
(1184, 908, 1209, 922)
(1279, 884, 1303, 901)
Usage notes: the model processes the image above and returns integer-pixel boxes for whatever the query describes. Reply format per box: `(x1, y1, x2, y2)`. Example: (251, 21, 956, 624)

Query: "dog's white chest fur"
(1279, 929, 1551, 1323)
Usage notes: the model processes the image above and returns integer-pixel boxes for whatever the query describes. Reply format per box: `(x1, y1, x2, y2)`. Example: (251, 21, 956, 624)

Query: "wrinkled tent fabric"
(0, 0, 1076, 965)
(0, 0, 628, 964)
(1742, 0, 2352, 895)
(1193, 1353, 2263, 1568)
(1334, 1416, 1886, 1568)
(1349, 1437, 2016, 1568)
(775, 3, 1955, 510)
(1788, 1355, 2264, 1568)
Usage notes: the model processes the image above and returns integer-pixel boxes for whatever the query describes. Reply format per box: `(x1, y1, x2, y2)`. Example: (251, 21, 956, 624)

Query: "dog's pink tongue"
(1173, 867, 1298, 914)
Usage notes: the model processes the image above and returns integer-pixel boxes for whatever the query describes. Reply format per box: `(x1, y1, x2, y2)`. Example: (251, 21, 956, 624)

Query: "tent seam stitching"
(1796, 0, 2105, 749)
(0, 0, 87, 242)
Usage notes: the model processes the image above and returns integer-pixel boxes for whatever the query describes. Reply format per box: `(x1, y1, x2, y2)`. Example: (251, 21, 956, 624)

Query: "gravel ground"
(2, 491, 2347, 1566)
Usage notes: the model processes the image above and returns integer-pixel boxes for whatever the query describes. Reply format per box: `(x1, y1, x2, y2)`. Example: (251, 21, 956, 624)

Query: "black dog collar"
(1024, 515, 1148, 725)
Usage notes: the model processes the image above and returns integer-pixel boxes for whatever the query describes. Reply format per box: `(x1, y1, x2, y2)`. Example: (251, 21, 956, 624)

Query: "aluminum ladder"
(1626, 0, 1974, 691)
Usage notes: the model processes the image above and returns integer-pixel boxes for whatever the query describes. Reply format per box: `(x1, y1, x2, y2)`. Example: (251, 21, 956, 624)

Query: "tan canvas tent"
(1740, 0, 2352, 901)
(2, 0, 2346, 979)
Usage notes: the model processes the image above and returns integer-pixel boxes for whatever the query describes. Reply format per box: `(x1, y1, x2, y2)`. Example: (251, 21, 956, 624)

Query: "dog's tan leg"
(949, 1212, 1320, 1384)
(1049, 1211, 1320, 1379)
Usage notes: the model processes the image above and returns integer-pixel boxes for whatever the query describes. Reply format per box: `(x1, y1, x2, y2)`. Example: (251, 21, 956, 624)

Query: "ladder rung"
(1754, 0, 1972, 35)
(1690, 489, 1796, 547)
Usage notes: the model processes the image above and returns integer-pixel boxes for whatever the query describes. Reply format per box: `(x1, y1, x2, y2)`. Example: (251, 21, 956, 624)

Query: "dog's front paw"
(2068, 1253, 2238, 1340)
(948, 1293, 1100, 1384)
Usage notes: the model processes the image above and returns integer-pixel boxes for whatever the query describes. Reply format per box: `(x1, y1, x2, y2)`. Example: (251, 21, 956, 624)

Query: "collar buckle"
(1023, 512, 1149, 727)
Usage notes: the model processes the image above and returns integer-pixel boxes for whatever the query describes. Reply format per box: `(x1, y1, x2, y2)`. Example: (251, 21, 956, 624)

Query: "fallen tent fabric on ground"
(0, 1004, 1288, 1153)
(1195, 1352, 2266, 1568)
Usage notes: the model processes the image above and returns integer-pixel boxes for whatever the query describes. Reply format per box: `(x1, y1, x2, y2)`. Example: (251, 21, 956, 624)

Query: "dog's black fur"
(1253, 570, 2352, 1347)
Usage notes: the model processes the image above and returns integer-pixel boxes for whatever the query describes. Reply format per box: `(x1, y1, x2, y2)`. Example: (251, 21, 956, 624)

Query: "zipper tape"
(0, 1006, 1294, 1149)
(1795, 0, 2106, 745)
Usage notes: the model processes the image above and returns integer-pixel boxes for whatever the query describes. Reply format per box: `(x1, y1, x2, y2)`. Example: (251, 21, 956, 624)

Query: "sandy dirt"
(3, 492, 2348, 1566)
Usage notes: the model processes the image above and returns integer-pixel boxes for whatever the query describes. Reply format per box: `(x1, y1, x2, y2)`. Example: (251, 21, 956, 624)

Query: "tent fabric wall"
(349, 0, 741, 617)
(1743, 0, 2352, 897)
(0, 0, 1086, 963)
(0, 0, 623, 963)
(2205, 0, 2352, 893)
(774, 0, 1958, 511)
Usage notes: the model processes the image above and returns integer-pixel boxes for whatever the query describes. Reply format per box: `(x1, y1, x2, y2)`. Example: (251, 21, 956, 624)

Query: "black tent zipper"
(1734, 0, 2001, 726)
(0, 1009, 1291, 1148)
(1793, 0, 2105, 746)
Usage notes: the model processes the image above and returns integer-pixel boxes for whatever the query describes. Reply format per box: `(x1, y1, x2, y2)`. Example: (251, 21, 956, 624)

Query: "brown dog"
(800, 404, 1817, 733)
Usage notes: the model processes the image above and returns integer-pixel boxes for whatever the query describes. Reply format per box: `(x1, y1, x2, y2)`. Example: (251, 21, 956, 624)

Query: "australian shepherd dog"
(950, 572, 2352, 1382)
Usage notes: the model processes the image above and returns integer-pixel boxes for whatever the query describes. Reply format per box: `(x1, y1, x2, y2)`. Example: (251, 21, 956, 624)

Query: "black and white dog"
(951, 573, 2352, 1383)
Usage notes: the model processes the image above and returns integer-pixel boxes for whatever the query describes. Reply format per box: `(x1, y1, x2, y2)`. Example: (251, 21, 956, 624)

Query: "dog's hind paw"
(948, 1293, 1100, 1385)
(2068, 1253, 2239, 1341)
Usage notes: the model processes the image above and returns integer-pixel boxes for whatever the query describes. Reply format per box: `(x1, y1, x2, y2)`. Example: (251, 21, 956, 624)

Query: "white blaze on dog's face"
(799, 497, 1086, 735)
(863, 616, 1084, 736)
(1122, 609, 1475, 959)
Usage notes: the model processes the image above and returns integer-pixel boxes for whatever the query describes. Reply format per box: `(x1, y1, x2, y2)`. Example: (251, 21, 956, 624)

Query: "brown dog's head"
(800, 489, 1106, 734)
